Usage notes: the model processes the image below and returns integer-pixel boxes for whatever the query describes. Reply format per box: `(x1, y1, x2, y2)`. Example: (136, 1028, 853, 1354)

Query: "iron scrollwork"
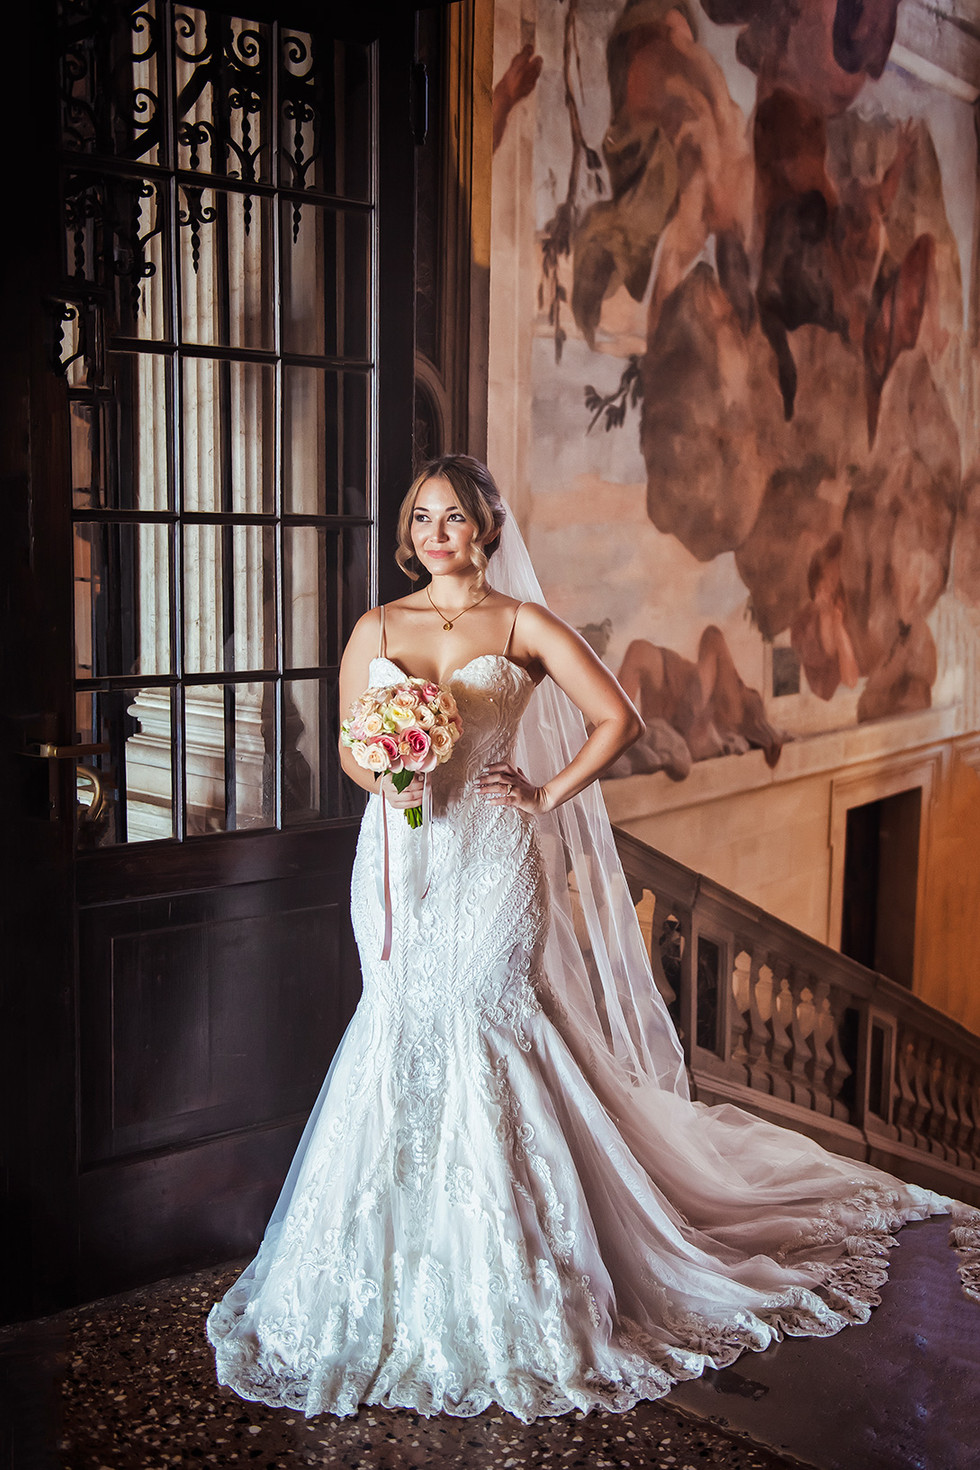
(280, 31, 324, 241)
(47, 294, 102, 383)
(64, 174, 164, 321)
(174, 8, 271, 239)
(59, 0, 163, 162)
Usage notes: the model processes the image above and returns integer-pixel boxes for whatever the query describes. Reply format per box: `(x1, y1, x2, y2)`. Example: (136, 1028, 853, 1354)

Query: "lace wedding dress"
(207, 647, 966, 1422)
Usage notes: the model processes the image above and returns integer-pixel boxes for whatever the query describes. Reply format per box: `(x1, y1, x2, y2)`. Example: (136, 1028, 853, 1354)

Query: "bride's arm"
(337, 608, 424, 809)
(481, 603, 643, 814)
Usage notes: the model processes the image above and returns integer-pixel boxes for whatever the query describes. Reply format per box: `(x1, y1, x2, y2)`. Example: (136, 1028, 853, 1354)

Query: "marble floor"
(1, 1217, 974, 1470)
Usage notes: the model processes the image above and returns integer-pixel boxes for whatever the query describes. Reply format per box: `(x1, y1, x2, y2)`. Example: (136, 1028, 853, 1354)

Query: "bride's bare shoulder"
(512, 601, 566, 636)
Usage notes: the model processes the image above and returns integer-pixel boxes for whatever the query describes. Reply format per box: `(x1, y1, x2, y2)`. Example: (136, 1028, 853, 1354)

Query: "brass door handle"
(25, 741, 110, 758)
(76, 765, 106, 824)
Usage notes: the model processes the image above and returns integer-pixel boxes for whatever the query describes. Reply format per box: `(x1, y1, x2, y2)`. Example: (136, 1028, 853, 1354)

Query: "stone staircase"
(614, 828, 980, 1209)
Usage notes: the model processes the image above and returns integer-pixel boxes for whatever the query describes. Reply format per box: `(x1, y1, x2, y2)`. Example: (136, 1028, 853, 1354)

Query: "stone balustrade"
(614, 828, 980, 1207)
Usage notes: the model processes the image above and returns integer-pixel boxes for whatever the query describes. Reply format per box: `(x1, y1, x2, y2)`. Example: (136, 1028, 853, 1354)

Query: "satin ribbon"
(379, 778, 432, 963)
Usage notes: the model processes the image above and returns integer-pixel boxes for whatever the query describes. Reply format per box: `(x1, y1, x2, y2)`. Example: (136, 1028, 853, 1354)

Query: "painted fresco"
(514, 0, 980, 778)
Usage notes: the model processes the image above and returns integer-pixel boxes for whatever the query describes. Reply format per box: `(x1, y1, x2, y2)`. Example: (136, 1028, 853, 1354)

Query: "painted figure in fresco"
(614, 624, 786, 776)
(492, 42, 543, 152)
(560, 0, 965, 731)
(572, 0, 754, 348)
(789, 533, 860, 701)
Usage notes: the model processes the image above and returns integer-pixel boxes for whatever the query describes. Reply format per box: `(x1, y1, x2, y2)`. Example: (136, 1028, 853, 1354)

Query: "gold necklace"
(425, 582, 492, 631)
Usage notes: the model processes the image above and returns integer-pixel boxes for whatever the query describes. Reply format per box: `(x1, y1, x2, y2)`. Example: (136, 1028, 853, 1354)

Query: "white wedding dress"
(206, 648, 964, 1422)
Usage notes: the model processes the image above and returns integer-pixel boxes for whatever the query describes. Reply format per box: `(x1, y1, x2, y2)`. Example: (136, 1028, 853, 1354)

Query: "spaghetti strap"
(378, 605, 386, 658)
(503, 602, 523, 658)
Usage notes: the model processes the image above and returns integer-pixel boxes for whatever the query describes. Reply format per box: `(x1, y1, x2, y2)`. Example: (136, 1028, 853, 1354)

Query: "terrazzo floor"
(2, 1263, 800, 1470)
(2, 1217, 975, 1470)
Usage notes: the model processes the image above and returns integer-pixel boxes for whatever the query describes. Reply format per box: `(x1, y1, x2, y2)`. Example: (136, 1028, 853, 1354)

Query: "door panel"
(3, 0, 417, 1322)
(78, 879, 355, 1165)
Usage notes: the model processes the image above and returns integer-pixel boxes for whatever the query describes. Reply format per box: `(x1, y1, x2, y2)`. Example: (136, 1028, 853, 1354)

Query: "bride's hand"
(380, 772, 425, 810)
(479, 762, 550, 814)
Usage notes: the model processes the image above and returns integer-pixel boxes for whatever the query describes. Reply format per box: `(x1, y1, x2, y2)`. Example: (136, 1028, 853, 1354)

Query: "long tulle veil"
(492, 501, 690, 1095)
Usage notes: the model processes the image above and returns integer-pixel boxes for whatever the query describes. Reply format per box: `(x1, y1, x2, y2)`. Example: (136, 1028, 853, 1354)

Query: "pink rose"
(421, 682, 440, 702)
(376, 734, 403, 772)
(403, 727, 431, 760)
(403, 727, 438, 773)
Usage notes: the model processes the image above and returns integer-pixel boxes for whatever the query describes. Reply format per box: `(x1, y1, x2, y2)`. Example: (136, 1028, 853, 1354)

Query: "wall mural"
(517, 0, 980, 780)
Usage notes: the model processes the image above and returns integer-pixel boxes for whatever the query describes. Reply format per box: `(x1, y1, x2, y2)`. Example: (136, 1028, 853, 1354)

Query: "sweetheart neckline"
(370, 652, 534, 689)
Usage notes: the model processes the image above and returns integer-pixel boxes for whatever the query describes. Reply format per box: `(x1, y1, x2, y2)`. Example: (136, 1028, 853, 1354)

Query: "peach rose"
(429, 725, 453, 759)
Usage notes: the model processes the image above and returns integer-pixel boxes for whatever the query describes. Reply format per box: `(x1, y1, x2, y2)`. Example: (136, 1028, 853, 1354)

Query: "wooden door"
(2, 0, 417, 1321)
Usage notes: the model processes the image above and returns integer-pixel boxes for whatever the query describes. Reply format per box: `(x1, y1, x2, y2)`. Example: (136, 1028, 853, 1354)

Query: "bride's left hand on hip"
(479, 762, 545, 814)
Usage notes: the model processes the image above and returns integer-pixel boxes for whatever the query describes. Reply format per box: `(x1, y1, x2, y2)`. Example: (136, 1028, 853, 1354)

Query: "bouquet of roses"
(341, 677, 462, 827)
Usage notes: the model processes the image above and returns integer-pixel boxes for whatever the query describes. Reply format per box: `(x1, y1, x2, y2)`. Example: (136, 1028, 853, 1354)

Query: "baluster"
(824, 988, 853, 1122)
(787, 978, 816, 1110)
(745, 956, 774, 1095)
(894, 1032, 918, 1145)
(940, 1058, 962, 1162)
(961, 1065, 980, 1165)
(955, 1062, 979, 1166)
(808, 982, 835, 1116)
(729, 948, 752, 1084)
(909, 1035, 932, 1150)
(934, 1052, 952, 1164)
(768, 974, 794, 1102)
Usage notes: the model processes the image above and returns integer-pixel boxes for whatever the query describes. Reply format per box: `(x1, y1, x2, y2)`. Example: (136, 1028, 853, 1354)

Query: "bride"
(207, 454, 962, 1422)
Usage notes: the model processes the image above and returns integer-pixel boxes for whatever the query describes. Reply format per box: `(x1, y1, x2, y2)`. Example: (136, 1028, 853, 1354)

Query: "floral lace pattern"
(207, 656, 960, 1423)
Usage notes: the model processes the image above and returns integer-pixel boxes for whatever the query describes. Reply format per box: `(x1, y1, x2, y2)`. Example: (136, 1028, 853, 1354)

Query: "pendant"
(443, 620, 453, 630)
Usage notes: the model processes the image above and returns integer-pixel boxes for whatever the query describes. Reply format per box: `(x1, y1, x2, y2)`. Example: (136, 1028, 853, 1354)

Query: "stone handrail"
(614, 828, 980, 1207)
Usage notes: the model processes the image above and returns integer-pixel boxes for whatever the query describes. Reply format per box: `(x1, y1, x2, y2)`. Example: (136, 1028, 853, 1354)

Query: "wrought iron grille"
(55, 0, 376, 844)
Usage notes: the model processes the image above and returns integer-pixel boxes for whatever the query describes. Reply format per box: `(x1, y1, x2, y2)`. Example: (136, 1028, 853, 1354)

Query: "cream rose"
(388, 702, 419, 731)
(362, 743, 389, 773)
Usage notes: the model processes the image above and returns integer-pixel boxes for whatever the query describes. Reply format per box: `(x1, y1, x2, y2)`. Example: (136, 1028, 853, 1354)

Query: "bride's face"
(410, 477, 483, 576)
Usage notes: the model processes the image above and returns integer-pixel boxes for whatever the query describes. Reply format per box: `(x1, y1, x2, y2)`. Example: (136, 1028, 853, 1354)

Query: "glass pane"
(182, 523, 276, 674)
(182, 359, 275, 512)
(115, 180, 168, 337)
(179, 188, 274, 349)
(64, 176, 168, 336)
(70, 400, 107, 510)
(63, 174, 103, 287)
(284, 675, 363, 824)
(283, 367, 369, 514)
(284, 526, 336, 670)
(185, 682, 275, 834)
(60, 0, 165, 165)
(340, 524, 371, 651)
(75, 521, 171, 679)
(174, 8, 273, 184)
(279, 34, 371, 202)
(281, 203, 369, 359)
(61, 304, 94, 390)
(76, 353, 174, 512)
(74, 686, 175, 847)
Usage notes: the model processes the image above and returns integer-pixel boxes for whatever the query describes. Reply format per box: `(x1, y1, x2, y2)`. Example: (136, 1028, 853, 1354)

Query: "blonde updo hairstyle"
(396, 455, 507, 585)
